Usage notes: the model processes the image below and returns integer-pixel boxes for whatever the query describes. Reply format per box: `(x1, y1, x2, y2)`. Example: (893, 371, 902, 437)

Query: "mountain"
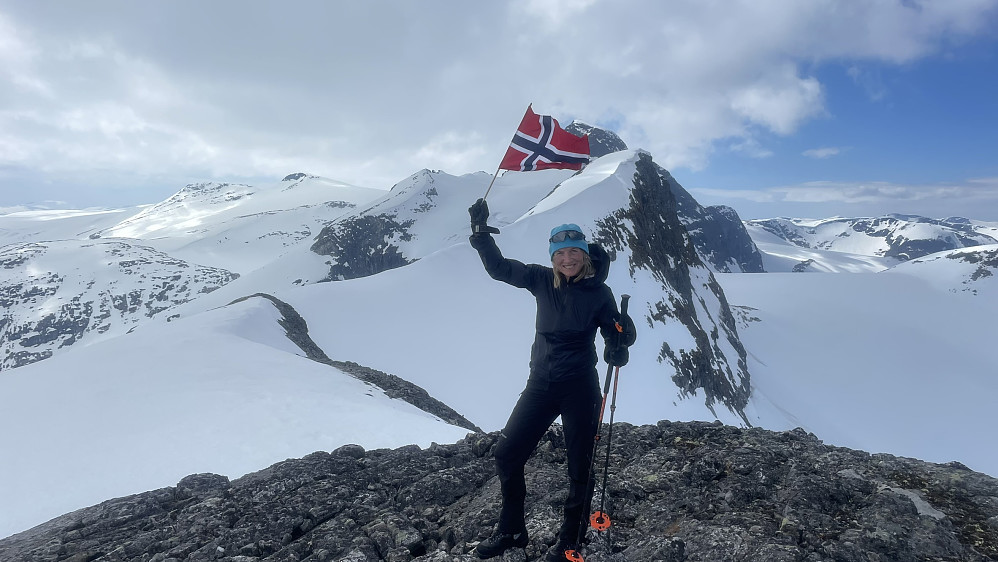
(566, 121, 765, 273)
(299, 150, 753, 427)
(89, 173, 386, 272)
(0, 239, 239, 370)
(0, 293, 473, 540)
(2, 422, 996, 561)
(885, 244, 998, 295)
(0, 175, 384, 369)
(0, 148, 764, 538)
(2, 142, 998, 541)
(664, 167, 764, 273)
(565, 121, 628, 158)
(747, 215, 998, 264)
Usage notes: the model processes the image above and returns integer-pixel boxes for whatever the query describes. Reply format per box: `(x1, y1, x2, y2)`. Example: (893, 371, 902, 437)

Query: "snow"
(2, 155, 997, 539)
(0, 298, 470, 539)
(719, 270, 998, 474)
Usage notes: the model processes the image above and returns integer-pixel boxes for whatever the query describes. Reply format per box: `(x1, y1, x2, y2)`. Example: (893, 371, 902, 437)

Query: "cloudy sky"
(1, 0, 997, 220)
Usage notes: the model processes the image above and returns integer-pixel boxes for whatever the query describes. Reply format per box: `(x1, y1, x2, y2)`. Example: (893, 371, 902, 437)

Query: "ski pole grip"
(614, 294, 631, 334)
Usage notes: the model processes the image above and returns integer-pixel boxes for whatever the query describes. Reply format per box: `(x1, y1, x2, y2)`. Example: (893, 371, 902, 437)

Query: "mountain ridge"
(2, 134, 998, 540)
(2, 421, 995, 561)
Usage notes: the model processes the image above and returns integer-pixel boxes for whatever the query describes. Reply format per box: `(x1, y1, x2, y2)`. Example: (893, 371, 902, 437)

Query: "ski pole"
(590, 294, 629, 535)
(566, 294, 629, 562)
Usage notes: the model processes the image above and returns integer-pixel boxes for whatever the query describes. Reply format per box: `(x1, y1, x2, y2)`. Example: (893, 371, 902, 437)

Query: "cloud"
(690, 178, 998, 220)
(803, 147, 843, 159)
(0, 1, 996, 205)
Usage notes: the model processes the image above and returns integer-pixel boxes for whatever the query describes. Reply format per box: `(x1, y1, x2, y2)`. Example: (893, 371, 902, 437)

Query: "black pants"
(494, 376, 601, 542)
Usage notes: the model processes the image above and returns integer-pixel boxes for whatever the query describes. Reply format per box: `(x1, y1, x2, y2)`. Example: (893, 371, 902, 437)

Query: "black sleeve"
(598, 286, 621, 347)
(470, 233, 545, 290)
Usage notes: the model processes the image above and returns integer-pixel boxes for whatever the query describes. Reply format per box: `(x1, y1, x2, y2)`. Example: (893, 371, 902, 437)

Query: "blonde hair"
(552, 251, 595, 288)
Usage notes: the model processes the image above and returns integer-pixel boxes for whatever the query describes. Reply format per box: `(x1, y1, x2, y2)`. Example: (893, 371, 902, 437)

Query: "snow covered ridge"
(306, 150, 756, 423)
(0, 240, 238, 370)
(747, 215, 998, 262)
(885, 244, 998, 295)
(2, 142, 998, 539)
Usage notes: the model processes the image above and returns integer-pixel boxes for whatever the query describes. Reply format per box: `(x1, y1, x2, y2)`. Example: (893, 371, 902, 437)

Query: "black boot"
(475, 530, 529, 559)
(546, 537, 580, 561)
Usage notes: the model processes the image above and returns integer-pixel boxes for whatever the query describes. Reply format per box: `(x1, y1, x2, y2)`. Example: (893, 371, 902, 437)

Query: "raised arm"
(468, 198, 544, 290)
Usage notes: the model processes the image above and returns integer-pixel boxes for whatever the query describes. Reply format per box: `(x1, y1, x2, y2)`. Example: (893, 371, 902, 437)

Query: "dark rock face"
(229, 293, 481, 434)
(3, 421, 996, 562)
(660, 168, 765, 273)
(947, 247, 998, 281)
(565, 122, 629, 158)
(0, 241, 239, 371)
(793, 259, 816, 273)
(310, 214, 416, 281)
(594, 153, 752, 423)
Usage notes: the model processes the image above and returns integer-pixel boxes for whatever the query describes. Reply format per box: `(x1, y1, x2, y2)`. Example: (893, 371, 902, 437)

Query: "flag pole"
(481, 164, 502, 202)
(482, 104, 532, 202)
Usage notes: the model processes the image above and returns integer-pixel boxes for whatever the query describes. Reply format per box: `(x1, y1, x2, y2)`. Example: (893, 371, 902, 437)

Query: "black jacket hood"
(587, 243, 612, 284)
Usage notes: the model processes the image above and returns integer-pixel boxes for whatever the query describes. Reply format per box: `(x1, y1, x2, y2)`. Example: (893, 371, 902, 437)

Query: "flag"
(499, 105, 590, 171)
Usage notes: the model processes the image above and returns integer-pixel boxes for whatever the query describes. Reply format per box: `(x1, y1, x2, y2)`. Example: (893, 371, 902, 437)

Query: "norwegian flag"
(499, 105, 590, 171)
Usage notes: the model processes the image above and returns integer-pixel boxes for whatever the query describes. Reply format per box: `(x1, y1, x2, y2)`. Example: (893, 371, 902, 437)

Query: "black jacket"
(470, 233, 621, 383)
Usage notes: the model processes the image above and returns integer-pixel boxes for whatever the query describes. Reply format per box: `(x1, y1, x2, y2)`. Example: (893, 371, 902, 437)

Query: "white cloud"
(690, 177, 998, 220)
(0, 1, 996, 205)
(729, 67, 825, 135)
(803, 147, 843, 159)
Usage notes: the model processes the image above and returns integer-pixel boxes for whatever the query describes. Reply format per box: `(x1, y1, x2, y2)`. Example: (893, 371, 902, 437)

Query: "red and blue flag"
(499, 106, 590, 171)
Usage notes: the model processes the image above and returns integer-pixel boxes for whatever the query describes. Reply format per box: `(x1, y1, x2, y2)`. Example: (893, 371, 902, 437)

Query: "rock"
(2, 421, 996, 561)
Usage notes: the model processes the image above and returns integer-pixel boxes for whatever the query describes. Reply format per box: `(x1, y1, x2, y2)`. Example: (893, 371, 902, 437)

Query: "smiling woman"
(549, 224, 595, 288)
(466, 198, 636, 560)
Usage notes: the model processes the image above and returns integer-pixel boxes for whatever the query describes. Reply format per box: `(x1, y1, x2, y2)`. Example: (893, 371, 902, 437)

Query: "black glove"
(617, 313, 636, 347)
(604, 344, 629, 367)
(469, 198, 500, 235)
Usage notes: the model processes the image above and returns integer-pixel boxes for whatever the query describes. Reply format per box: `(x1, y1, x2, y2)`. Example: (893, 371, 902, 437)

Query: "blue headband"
(549, 223, 589, 258)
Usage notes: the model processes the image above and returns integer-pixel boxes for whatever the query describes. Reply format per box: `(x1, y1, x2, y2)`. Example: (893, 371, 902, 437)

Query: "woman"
(468, 198, 635, 560)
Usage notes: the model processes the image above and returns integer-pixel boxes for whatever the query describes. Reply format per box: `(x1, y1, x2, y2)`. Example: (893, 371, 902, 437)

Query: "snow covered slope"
(0, 239, 238, 370)
(884, 244, 998, 295)
(747, 215, 998, 262)
(0, 295, 471, 539)
(719, 269, 998, 476)
(3, 146, 998, 540)
(89, 174, 384, 272)
(745, 222, 899, 273)
(0, 207, 143, 246)
(181, 150, 754, 429)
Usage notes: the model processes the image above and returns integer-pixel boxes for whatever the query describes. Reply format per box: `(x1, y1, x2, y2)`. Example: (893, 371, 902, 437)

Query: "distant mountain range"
(1, 126, 997, 539)
(747, 214, 998, 262)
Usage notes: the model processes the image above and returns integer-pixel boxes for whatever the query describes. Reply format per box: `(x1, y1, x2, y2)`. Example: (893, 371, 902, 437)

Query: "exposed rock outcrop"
(0, 240, 238, 371)
(230, 293, 481, 434)
(594, 153, 752, 422)
(5, 421, 994, 561)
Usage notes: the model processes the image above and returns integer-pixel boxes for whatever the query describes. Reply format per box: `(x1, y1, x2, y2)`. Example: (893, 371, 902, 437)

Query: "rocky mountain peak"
(565, 121, 628, 158)
(594, 153, 752, 422)
(2, 421, 995, 561)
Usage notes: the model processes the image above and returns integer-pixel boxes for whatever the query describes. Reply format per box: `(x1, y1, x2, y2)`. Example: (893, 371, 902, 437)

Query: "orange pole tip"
(590, 510, 611, 531)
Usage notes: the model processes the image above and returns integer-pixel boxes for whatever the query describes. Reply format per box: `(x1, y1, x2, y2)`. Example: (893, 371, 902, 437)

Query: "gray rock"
(3, 421, 995, 561)
(593, 153, 752, 422)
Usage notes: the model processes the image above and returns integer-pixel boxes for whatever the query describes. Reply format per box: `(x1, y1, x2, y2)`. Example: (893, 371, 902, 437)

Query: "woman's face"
(552, 247, 585, 278)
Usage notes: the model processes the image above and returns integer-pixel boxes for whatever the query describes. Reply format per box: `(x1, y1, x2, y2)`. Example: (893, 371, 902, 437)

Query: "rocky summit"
(2, 421, 996, 562)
